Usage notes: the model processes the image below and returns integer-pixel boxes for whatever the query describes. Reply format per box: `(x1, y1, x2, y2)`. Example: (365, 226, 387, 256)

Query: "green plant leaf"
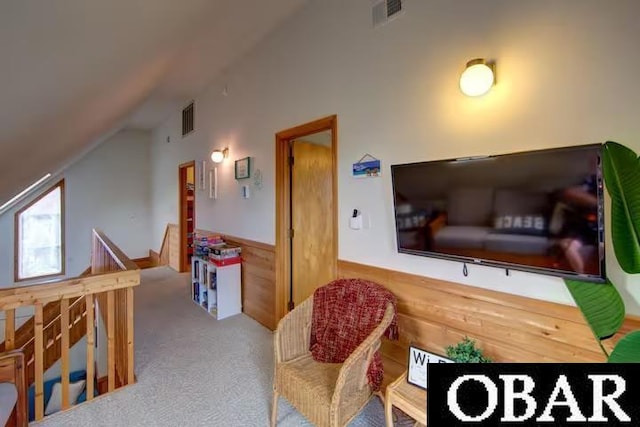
(602, 141, 640, 273)
(608, 331, 640, 362)
(445, 337, 492, 363)
(565, 278, 625, 341)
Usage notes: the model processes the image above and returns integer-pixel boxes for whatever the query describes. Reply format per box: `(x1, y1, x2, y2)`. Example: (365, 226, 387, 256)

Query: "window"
(15, 180, 65, 281)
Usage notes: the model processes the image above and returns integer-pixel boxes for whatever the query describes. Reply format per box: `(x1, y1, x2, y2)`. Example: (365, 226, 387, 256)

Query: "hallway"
(34, 267, 402, 426)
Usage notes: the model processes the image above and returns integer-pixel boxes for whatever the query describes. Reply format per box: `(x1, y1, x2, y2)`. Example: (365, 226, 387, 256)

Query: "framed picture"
(209, 168, 217, 199)
(198, 160, 206, 190)
(407, 345, 452, 390)
(352, 159, 381, 178)
(235, 157, 251, 180)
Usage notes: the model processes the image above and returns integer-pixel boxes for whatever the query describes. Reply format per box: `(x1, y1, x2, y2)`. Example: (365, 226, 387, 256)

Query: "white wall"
(0, 129, 152, 287)
(65, 129, 152, 271)
(0, 129, 150, 379)
(44, 337, 89, 382)
(150, 0, 640, 313)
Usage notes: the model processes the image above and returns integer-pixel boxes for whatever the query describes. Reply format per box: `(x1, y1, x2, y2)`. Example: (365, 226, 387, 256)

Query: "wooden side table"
(384, 371, 427, 426)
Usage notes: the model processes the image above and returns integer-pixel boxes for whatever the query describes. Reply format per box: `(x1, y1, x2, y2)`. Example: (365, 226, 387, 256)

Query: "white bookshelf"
(191, 256, 241, 320)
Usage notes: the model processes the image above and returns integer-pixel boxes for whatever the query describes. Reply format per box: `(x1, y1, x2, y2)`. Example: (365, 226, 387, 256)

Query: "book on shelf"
(193, 282, 199, 302)
(210, 256, 241, 266)
(210, 244, 242, 256)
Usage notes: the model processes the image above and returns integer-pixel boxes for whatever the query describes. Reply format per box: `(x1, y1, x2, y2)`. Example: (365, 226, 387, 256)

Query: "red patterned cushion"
(310, 278, 398, 391)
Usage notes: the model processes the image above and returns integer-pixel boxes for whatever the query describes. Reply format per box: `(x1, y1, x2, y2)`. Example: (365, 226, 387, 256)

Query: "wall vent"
(372, 0, 403, 28)
(182, 102, 194, 137)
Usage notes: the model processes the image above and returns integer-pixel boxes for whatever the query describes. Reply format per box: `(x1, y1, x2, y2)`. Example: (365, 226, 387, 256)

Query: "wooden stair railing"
(0, 351, 27, 427)
(17, 297, 86, 386)
(0, 267, 93, 386)
(159, 224, 171, 266)
(0, 229, 140, 422)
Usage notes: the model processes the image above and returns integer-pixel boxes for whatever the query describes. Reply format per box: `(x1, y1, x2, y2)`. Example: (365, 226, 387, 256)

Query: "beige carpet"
(34, 267, 413, 427)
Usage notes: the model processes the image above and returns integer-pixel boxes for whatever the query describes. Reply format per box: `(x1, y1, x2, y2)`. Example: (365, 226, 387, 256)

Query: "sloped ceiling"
(0, 0, 306, 205)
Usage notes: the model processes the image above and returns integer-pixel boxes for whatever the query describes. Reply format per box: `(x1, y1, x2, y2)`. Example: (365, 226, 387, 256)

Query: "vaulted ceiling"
(0, 0, 306, 205)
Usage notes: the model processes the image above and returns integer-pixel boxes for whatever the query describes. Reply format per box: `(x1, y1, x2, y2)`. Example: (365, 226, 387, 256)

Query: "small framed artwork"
(209, 168, 217, 199)
(198, 160, 206, 190)
(235, 157, 251, 180)
(407, 345, 452, 390)
(352, 154, 381, 178)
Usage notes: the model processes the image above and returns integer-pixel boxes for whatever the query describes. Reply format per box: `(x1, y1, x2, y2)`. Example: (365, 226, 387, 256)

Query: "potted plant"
(446, 337, 492, 363)
(566, 141, 640, 362)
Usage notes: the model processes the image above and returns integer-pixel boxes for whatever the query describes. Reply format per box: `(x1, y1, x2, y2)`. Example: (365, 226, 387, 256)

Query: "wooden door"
(291, 140, 334, 305)
(178, 161, 195, 273)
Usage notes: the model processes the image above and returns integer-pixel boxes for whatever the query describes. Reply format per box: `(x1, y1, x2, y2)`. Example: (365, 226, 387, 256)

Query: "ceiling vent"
(182, 102, 194, 137)
(372, 0, 403, 28)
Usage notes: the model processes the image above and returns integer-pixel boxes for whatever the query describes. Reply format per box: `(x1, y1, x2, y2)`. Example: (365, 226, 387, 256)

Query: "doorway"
(275, 115, 338, 321)
(179, 161, 195, 273)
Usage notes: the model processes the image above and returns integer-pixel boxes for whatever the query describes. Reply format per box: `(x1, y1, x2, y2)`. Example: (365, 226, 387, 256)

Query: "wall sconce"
(459, 58, 496, 97)
(211, 147, 229, 163)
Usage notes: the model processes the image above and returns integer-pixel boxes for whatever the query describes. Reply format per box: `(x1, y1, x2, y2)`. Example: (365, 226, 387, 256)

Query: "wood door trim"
(275, 115, 338, 323)
(178, 161, 195, 273)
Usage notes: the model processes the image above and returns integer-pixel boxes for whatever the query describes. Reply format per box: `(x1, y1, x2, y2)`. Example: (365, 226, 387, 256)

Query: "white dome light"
(459, 59, 495, 97)
(210, 147, 229, 163)
(211, 150, 225, 163)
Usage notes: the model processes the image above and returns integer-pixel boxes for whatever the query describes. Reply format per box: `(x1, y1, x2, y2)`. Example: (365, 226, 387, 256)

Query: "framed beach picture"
(235, 157, 251, 180)
(352, 154, 381, 178)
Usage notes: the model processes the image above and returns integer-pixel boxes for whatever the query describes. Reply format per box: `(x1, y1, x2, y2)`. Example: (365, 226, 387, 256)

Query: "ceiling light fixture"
(459, 58, 496, 97)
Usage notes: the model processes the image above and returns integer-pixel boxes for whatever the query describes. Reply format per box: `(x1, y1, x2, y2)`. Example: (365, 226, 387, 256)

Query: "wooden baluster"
(85, 295, 95, 401)
(34, 304, 44, 420)
(91, 233, 98, 274)
(61, 298, 70, 410)
(99, 240, 103, 272)
(127, 287, 134, 385)
(107, 290, 115, 392)
(4, 309, 15, 351)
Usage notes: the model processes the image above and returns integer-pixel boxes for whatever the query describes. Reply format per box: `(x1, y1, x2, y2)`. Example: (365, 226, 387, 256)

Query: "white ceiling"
(0, 0, 307, 205)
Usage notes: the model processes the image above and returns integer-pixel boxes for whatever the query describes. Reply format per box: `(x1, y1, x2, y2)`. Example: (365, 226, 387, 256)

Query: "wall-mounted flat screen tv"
(391, 144, 605, 282)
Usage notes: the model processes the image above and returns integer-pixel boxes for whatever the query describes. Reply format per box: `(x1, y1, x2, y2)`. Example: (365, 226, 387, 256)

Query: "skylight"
(0, 174, 52, 213)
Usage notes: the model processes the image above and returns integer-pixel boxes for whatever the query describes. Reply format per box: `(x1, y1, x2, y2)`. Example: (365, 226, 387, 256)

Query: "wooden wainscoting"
(149, 250, 160, 267)
(337, 260, 640, 388)
(132, 257, 154, 269)
(150, 225, 172, 267)
(196, 229, 276, 330)
(167, 224, 180, 271)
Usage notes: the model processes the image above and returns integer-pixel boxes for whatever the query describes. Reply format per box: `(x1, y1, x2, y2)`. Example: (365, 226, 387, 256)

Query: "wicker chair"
(271, 295, 395, 427)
